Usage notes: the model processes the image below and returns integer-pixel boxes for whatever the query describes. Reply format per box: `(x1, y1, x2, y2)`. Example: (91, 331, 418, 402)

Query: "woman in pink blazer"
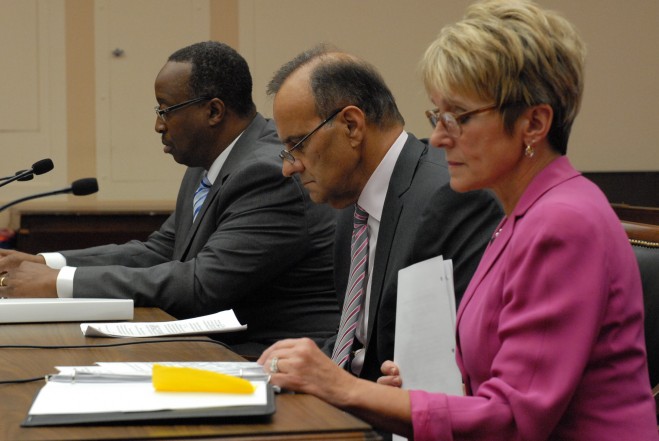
(258, 0, 658, 439)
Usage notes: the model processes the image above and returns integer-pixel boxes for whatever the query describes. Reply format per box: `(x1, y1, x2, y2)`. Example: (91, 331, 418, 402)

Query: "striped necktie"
(192, 173, 211, 223)
(332, 204, 369, 368)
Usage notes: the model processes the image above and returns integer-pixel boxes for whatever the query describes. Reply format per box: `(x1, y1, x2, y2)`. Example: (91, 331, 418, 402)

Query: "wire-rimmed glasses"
(154, 96, 212, 122)
(425, 104, 497, 138)
(279, 107, 346, 164)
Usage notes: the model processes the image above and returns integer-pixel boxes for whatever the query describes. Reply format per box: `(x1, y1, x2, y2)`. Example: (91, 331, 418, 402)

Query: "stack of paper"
(23, 361, 274, 427)
(0, 298, 133, 323)
(393, 256, 463, 441)
(395, 255, 463, 393)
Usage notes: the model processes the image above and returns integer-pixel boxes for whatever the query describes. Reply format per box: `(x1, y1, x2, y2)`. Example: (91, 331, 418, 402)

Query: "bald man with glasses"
(260, 45, 502, 385)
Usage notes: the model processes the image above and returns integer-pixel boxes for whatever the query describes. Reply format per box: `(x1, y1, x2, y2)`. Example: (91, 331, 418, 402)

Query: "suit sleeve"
(413, 185, 503, 305)
(61, 213, 177, 267)
(68, 158, 316, 320)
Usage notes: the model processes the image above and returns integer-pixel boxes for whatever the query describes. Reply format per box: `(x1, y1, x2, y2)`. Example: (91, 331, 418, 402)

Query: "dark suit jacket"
(329, 133, 503, 381)
(63, 114, 339, 355)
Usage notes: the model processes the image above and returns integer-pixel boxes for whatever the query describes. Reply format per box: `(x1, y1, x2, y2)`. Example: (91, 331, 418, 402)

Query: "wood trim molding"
(583, 171, 659, 207)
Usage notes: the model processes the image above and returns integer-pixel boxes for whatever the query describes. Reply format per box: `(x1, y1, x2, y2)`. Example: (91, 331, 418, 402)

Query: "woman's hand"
(259, 341, 413, 437)
(257, 338, 359, 407)
(377, 360, 402, 387)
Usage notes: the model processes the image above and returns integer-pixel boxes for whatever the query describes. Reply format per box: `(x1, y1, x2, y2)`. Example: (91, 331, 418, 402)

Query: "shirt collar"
(205, 131, 244, 184)
(357, 130, 408, 221)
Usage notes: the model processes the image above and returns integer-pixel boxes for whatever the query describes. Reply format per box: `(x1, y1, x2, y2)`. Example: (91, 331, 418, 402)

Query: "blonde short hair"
(420, 0, 586, 154)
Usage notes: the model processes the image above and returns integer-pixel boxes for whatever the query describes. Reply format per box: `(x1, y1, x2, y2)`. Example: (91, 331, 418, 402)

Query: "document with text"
(81, 309, 246, 337)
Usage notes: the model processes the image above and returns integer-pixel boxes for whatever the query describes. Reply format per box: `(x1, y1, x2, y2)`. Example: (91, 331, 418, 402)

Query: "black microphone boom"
(0, 158, 54, 188)
(0, 170, 34, 182)
(0, 177, 99, 213)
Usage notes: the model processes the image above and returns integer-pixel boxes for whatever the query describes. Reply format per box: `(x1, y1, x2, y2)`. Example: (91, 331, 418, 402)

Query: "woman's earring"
(524, 144, 535, 158)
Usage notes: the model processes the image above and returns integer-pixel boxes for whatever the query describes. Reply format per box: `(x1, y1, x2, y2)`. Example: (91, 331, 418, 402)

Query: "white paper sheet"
(28, 380, 268, 415)
(393, 256, 463, 441)
(81, 309, 246, 337)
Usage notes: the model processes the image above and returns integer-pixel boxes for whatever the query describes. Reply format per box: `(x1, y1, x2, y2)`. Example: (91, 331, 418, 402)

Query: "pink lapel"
(455, 156, 581, 329)
(456, 215, 512, 326)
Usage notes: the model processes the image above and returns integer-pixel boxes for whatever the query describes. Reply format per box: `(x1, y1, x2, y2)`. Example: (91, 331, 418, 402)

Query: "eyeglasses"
(279, 107, 346, 164)
(425, 104, 497, 138)
(154, 96, 211, 122)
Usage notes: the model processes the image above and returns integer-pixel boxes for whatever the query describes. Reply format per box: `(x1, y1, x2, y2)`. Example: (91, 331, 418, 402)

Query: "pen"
(46, 372, 152, 383)
(46, 370, 271, 383)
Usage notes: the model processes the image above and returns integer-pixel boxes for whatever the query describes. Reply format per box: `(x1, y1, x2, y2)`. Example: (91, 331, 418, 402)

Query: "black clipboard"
(22, 383, 275, 427)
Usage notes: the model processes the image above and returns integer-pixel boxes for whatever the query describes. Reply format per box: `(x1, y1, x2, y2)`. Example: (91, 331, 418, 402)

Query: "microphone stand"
(0, 170, 36, 189)
(0, 178, 98, 213)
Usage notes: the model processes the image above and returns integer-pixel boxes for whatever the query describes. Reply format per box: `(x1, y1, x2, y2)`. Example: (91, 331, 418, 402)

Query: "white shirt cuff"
(56, 266, 76, 298)
(39, 252, 67, 269)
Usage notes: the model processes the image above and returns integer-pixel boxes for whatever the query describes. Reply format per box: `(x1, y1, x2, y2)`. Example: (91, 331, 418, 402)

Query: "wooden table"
(0, 308, 380, 440)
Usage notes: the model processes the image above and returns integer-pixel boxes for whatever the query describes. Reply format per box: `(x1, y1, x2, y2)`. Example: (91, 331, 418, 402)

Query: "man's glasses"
(279, 107, 346, 164)
(425, 104, 497, 138)
(154, 96, 212, 122)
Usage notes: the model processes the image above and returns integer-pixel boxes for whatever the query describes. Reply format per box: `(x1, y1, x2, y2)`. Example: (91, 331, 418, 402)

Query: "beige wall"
(66, 0, 95, 187)
(239, 0, 659, 173)
(0, 0, 657, 227)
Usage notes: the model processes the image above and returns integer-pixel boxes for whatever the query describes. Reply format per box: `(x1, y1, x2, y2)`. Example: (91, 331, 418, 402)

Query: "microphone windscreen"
(15, 170, 34, 181)
(71, 178, 99, 196)
(32, 159, 54, 175)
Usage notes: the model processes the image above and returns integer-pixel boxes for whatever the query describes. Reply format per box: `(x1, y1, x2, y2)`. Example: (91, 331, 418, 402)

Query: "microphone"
(0, 170, 34, 182)
(70, 178, 99, 196)
(0, 159, 54, 188)
(0, 177, 99, 213)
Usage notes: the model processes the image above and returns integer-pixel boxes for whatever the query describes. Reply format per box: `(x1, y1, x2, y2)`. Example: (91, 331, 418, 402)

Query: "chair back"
(614, 203, 659, 225)
(622, 221, 659, 390)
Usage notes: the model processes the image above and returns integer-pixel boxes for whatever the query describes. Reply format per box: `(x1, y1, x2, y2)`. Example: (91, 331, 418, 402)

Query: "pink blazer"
(410, 157, 658, 441)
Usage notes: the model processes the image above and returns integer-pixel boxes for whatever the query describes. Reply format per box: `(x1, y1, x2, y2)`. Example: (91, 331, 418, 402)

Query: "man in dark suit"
(258, 46, 502, 381)
(0, 42, 339, 357)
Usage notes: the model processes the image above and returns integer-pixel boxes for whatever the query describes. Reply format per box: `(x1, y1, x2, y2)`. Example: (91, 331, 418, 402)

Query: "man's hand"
(0, 261, 58, 297)
(0, 249, 46, 272)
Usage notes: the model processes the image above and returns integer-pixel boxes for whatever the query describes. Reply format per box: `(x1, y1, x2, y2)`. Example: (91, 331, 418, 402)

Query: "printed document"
(81, 309, 246, 337)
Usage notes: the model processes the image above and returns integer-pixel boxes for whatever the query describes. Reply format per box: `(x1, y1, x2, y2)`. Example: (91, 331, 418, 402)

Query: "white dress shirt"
(350, 130, 407, 374)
